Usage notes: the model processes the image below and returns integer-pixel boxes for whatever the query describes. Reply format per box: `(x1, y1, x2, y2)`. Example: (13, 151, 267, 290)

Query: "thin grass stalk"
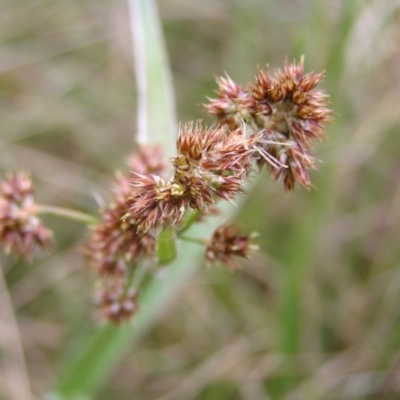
(0, 263, 34, 400)
(128, 0, 177, 157)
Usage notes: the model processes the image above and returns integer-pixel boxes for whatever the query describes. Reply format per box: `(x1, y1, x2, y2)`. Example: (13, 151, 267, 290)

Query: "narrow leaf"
(128, 0, 177, 157)
(157, 225, 177, 265)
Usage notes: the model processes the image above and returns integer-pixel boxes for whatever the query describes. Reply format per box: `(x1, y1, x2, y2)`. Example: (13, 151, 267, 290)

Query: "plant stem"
(123, 263, 139, 295)
(177, 210, 202, 236)
(179, 236, 206, 246)
(36, 204, 97, 224)
(0, 263, 34, 400)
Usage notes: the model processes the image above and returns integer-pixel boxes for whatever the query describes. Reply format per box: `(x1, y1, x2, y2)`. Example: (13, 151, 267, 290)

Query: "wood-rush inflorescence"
(0, 59, 332, 324)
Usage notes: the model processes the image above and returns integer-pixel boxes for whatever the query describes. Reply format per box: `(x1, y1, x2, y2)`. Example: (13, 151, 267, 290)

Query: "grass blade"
(128, 0, 177, 157)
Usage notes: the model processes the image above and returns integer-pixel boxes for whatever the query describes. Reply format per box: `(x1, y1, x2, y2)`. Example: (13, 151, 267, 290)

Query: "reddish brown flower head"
(251, 59, 332, 147)
(176, 121, 260, 179)
(206, 224, 258, 270)
(204, 75, 257, 130)
(83, 175, 156, 276)
(128, 172, 215, 232)
(95, 284, 138, 324)
(204, 59, 332, 191)
(176, 121, 226, 164)
(248, 59, 332, 190)
(128, 174, 173, 232)
(0, 172, 53, 258)
(83, 144, 168, 275)
(175, 122, 260, 208)
(201, 129, 260, 175)
(128, 122, 260, 232)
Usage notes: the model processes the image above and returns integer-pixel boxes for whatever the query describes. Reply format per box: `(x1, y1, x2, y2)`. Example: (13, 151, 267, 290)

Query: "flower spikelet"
(128, 173, 177, 232)
(95, 283, 138, 324)
(83, 145, 167, 275)
(83, 145, 167, 322)
(251, 59, 331, 146)
(83, 175, 156, 277)
(128, 121, 259, 232)
(206, 224, 258, 270)
(0, 172, 53, 258)
(174, 122, 259, 205)
(204, 76, 257, 130)
(251, 59, 332, 189)
(205, 58, 332, 190)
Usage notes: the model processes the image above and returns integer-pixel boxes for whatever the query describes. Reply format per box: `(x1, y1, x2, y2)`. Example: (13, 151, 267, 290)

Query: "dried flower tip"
(83, 175, 155, 276)
(176, 121, 226, 163)
(127, 122, 259, 232)
(95, 285, 138, 324)
(251, 59, 332, 146)
(0, 172, 53, 259)
(128, 173, 213, 232)
(206, 224, 258, 270)
(127, 174, 171, 232)
(204, 75, 257, 130)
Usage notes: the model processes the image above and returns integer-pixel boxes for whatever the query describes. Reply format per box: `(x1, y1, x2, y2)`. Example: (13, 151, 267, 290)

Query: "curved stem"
(179, 236, 207, 246)
(177, 210, 202, 236)
(36, 204, 97, 224)
(131, 263, 148, 290)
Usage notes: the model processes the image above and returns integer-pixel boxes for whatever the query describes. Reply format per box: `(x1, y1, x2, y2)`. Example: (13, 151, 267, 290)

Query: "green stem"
(0, 263, 34, 400)
(132, 265, 147, 289)
(36, 204, 97, 224)
(179, 236, 206, 246)
(177, 210, 202, 236)
(123, 263, 138, 295)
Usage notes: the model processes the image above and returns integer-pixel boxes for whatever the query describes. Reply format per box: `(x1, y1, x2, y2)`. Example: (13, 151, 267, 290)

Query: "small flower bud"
(95, 284, 138, 324)
(204, 76, 257, 130)
(206, 224, 258, 270)
(0, 172, 53, 259)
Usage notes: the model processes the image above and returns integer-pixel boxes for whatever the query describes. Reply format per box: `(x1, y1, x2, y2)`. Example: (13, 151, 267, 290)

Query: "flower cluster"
(0, 59, 332, 325)
(0, 172, 53, 259)
(102, 59, 331, 323)
(82, 145, 167, 322)
(83, 175, 156, 276)
(95, 284, 138, 324)
(205, 58, 332, 190)
(127, 121, 261, 233)
(206, 224, 258, 270)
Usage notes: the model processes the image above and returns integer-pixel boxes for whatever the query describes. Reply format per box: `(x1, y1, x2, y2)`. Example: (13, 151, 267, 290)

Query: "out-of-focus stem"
(36, 204, 97, 224)
(127, 0, 177, 156)
(179, 236, 207, 246)
(177, 210, 202, 236)
(0, 263, 34, 400)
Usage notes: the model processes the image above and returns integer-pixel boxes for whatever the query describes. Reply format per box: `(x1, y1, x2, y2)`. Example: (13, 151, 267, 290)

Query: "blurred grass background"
(1, 0, 400, 399)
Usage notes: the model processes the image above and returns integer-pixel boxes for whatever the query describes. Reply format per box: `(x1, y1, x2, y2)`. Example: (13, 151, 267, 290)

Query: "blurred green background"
(1, 0, 400, 399)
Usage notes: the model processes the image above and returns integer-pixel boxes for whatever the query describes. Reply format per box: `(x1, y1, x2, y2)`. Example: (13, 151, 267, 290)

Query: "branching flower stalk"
(0, 58, 332, 324)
